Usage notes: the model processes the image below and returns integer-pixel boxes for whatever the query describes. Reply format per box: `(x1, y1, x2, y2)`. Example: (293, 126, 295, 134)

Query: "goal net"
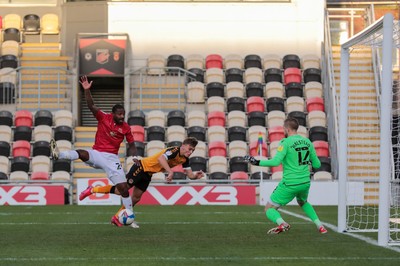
(338, 13, 400, 246)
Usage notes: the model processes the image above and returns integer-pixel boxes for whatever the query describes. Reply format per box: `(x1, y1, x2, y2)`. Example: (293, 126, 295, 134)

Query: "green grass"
(0, 205, 399, 266)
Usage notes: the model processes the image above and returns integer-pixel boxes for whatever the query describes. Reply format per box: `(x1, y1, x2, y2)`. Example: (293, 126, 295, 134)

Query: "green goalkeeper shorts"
(269, 181, 311, 206)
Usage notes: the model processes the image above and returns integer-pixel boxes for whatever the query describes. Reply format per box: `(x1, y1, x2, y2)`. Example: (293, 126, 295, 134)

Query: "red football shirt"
(92, 111, 135, 155)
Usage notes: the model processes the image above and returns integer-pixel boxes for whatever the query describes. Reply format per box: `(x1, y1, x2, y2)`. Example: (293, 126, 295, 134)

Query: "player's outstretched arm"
(79, 75, 99, 117)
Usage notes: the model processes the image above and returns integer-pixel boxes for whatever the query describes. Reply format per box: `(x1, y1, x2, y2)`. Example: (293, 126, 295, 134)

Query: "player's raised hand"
(195, 170, 204, 179)
(166, 172, 174, 183)
(243, 155, 260, 166)
(79, 75, 93, 90)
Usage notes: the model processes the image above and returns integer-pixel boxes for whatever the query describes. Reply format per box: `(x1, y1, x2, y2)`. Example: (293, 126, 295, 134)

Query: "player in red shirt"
(50, 76, 137, 226)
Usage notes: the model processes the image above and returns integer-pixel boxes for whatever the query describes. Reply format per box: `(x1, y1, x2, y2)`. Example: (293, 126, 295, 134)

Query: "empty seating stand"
(227, 97, 246, 112)
(264, 68, 282, 83)
(246, 82, 263, 97)
(167, 54, 184, 73)
(0, 110, 13, 126)
(23, 14, 40, 35)
(282, 54, 300, 69)
(34, 110, 53, 126)
(206, 82, 224, 98)
(225, 68, 243, 83)
(247, 111, 266, 127)
(205, 54, 223, 69)
(167, 110, 185, 126)
(0, 55, 18, 69)
(14, 110, 33, 127)
(187, 126, 206, 141)
(244, 54, 262, 69)
(227, 126, 246, 142)
(128, 110, 146, 126)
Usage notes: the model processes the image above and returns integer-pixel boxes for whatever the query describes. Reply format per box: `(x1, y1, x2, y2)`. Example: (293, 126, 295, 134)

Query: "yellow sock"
(114, 205, 125, 217)
(92, 185, 113, 194)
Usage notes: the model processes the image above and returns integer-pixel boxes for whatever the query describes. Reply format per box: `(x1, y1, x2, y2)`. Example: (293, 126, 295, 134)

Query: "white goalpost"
(338, 13, 400, 246)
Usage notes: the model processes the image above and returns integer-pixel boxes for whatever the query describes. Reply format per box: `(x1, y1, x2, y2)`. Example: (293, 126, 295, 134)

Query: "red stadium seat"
(268, 126, 285, 143)
(284, 68, 301, 84)
(271, 164, 283, 173)
(249, 141, 268, 157)
(15, 110, 33, 127)
(31, 171, 50, 180)
(208, 111, 225, 127)
(313, 140, 329, 157)
(246, 96, 265, 113)
(230, 171, 249, 182)
(205, 54, 223, 69)
(208, 141, 227, 157)
(12, 140, 31, 158)
(130, 125, 145, 142)
(306, 97, 325, 112)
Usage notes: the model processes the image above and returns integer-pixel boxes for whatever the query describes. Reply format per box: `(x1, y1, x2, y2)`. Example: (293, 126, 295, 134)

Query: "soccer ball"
(117, 209, 135, 225)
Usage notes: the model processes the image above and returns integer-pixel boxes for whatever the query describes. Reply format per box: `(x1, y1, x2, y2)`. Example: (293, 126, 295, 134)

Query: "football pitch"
(0, 205, 399, 266)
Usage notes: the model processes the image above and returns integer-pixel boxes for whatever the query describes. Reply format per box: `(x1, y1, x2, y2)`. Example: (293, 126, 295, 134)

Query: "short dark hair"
(284, 117, 299, 131)
(183, 137, 198, 147)
(112, 104, 124, 113)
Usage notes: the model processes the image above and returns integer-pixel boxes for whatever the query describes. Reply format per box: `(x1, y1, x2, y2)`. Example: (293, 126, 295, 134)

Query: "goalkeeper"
(244, 117, 328, 234)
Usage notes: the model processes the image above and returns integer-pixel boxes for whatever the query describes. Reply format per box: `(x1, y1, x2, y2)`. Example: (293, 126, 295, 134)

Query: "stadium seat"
(313, 141, 329, 157)
(147, 54, 165, 75)
(134, 141, 145, 157)
(246, 96, 265, 113)
(286, 96, 305, 113)
(205, 54, 223, 69)
(205, 68, 224, 84)
(284, 68, 302, 84)
(227, 111, 246, 127)
(228, 140, 248, 157)
(13, 126, 32, 141)
(0, 125, 12, 142)
(32, 141, 50, 157)
(51, 171, 71, 184)
(0, 172, 7, 180)
(285, 82, 303, 97)
(146, 140, 165, 156)
(0, 81, 15, 103)
(226, 82, 245, 98)
(298, 125, 308, 138)
(306, 97, 325, 112)
(0, 141, 10, 157)
(250, 171, 270, 180)
(206, 82, 224, 97)
(224, 54, 243, 69)
(33, 125, 52, 142)
(246, 82, 264, 97)
(130, 125, 145, 142)
(227, 97, 246, 112)
(244, 54, 262, 69)
(128, 110, 145, 126)
(53, 159, 71, 173)
(0, 156, 9, 174)
(207, 111, 225, 127)
(248, 125, 267, 143)
(267, 110, 285, 128)
(186, 54, 204, 69)
(288, 111, 307, 127)
(189, 156, 207, 172)
(268, 126, 285, 143)
(187, 81, 205, 103)
(0, 68, 17, 85)
(249, 141, 268, 157)
(262, 54, 281, 70)
(301, 54, 320, 70)
(188, 68, 204, 82)
(54, 126, 73, 141)
(2, 28, 20, 43)
(167, 125, 186, 142)
(187, 110, 206, 127)
(167, 110, 185, 126)
(172, 172, 187, 181)
(55, 140, 72, 152)
(12, 140, 31, 158)
(187, 126, 206, 141)
(41, 13, 59, 34)
(147, 126, 165, 141)
(271, 170, 283, 181)
(282, 54, 300, 69)
(313, 171, 332, 181)
(23, 14, 40, 35)
(265, 81, 284, 99)
(15, 110, 33, 127)
(309, 126, 328, 142)
(54, 110, 73, 127)
(34, 110, 53, 126)
(3, 14, 21, 30)
(207, 96, 225, 112)
(314, 156, 331, 173)
(227, 126, 247, 142)
(209, 172, 229, 183)
(146, 110, 165, 127)
(207, 126, 226, 142)
(208, 141, 227, 157)
(190, 140, 206, 157)
(32, 155, 50, 173)
(0, 55, 18, 69)
(244, 68, 263, 84)
(266, 97, 284, 112)
(307, 110, 327, 128)
(1, 40, 19, 57)
(304, 81, 323, 99)
(0, 110, 13, 126)
(11, 156, 30, 172)
(9, 171, 28, 181)
(247, 111, 266, 127)
(230, 171, 249, 182)
(269, 140, 280, 157)
(167, 54, 184, 72)
(208, 156, 227, 173)
(229, 156, 248, 173)
(303, 68, 321, 83)
(264, 68, 282, 83)
(31, 171, 50, 181)
(225, 68, 243, 83)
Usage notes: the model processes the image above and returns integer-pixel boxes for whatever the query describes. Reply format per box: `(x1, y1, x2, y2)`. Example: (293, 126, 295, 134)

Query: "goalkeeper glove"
(243, 155, 260, 166)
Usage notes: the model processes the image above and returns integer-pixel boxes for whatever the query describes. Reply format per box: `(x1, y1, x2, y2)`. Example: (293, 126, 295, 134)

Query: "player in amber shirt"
(50, 76, 137, 226)
(80, 137, 205, 228)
